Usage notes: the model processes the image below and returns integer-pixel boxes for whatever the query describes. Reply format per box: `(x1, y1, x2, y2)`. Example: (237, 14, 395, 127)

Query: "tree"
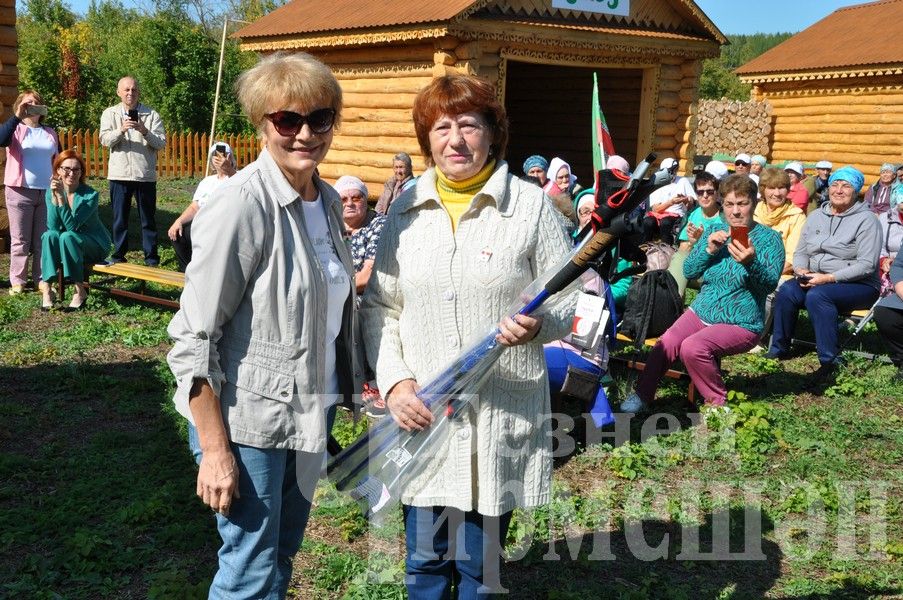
(699, 33, 793, 100)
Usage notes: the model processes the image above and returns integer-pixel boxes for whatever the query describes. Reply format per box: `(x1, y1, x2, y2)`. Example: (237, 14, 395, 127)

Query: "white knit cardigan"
(360, 161, 575, 516)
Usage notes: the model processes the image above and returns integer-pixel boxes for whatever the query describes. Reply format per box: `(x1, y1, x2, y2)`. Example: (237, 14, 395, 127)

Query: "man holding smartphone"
(99, 76, 166, 266)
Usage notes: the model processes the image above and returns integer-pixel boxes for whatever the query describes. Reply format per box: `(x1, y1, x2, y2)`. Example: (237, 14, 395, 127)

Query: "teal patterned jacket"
(683, 222, 785, 334)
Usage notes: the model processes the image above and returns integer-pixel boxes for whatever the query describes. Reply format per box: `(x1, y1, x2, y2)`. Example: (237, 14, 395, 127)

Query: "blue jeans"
(770, 278, 879, 364)
(188, 425, 320, 599)
(110, 180, 157, 262)
(403, 505, 513, 600)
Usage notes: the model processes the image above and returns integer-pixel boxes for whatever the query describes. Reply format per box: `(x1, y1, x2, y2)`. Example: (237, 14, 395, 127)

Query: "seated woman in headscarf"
(522, 154, 549, 187)
(375, 152, 415, 214)
(543, 157, 582, 197)
(767, 166, 881, 375)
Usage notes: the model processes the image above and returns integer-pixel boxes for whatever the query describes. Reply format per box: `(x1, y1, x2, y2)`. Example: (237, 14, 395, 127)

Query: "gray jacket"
(99, 103, 165, 182)
(793, 200, 882, 289)
(167, 148, 362, 452)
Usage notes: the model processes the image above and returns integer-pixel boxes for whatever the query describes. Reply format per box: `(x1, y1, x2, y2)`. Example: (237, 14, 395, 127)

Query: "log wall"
(313, 44, 437, 197)
(751, 79, 903, 182)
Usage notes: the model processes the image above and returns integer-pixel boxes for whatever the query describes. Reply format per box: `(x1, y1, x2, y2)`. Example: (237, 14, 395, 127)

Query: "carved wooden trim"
(755, 83, 903, 97)
(499, 46, 658, 69)
(240, 27, 449, 52)
(451, 22, 718, 59)
(739, 65, 903, 85)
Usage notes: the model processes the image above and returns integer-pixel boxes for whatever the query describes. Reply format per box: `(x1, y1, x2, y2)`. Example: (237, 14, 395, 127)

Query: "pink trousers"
(635, 309, 759, 406)
(5, 186, 47, 285)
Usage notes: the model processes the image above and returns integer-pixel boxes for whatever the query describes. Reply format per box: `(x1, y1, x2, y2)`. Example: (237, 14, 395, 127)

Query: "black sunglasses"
(695, 188, 716, 196)
(734, 160, 750, 166)
(265, 108, 336, 136)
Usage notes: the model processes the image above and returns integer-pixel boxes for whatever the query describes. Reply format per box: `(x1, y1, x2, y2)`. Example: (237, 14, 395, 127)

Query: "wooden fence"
(58, 130, 262, 179)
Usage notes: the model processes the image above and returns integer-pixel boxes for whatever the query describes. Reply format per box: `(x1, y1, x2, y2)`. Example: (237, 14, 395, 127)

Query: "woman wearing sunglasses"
(39, 150, 111, 310)
(360, 74, 575, 599)
(167, 52, 360, 598)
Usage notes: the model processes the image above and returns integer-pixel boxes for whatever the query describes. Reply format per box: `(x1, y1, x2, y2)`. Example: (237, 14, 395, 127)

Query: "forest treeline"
(699, 33, 794, 100)
(15, 0, 794, 134)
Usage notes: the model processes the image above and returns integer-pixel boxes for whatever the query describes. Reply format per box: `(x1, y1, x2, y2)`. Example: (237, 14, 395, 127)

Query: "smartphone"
(730, 225, 749, 248)
(796, 273, 812, 283)
(127, 108, 139, 121)
(215, 144, 227, 155)
(26, 104, 48, 116)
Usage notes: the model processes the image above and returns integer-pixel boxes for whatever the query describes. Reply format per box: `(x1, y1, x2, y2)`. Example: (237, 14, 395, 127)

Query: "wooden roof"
(235, 0, 726, 45)
(736, 0, 903, 78)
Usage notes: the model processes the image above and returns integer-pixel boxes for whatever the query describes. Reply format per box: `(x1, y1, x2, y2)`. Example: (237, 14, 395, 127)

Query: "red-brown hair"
(412, 75, 509, 165)
(53, 150, 87, 185)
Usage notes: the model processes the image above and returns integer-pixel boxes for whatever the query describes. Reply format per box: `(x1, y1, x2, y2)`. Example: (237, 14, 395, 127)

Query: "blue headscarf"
(522, 155, 549, 176)
(828, 166, 864, 194)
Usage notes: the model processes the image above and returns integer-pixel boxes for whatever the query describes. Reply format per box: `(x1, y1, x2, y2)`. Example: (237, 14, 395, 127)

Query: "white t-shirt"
(301, 196, 350, 406)
(647, 177, 696, 218)
(192, 174, 230, 210)
(21, 126, 57, 189)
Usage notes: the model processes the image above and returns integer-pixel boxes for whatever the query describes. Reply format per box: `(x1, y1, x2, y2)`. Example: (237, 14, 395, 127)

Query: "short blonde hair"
(236, 52, 342, 134)
(13, 90, 47, 124)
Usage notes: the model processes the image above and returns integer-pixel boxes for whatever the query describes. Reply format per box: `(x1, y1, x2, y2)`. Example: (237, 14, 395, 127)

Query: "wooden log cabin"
(0, 0, 16, 251)
(735, 0, 903, 183)
(235, 0, 725, 196)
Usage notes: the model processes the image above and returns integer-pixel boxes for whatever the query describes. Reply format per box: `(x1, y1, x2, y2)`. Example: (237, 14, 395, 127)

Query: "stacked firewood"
(695, 98, 772, 156)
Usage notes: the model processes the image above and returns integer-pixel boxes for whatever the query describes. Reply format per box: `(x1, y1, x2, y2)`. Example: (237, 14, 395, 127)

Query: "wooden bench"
(612, 332, 698, 404)
(89, 262, 184, 309)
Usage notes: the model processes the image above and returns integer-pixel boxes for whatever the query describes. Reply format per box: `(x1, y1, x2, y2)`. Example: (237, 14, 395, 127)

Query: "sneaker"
(620, 392, 647, 414)
(145, 258, 160, 267)
(362, 383, 385, 417)
(7, 284, 24, 296)
(763, 350, 787, 361)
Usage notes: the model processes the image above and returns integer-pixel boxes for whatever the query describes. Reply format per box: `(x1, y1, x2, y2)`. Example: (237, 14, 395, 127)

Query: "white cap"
(784, 162, 804, 177)
(704, 160, 729, 180)
(660, 157, 678, 170)
(333, 175, 369, 198)
(815, 160, 833, 170)
(735, 153, 752, 164)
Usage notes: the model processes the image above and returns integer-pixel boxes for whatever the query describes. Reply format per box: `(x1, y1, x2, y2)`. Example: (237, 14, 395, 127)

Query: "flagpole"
(208, 17, 250, 177)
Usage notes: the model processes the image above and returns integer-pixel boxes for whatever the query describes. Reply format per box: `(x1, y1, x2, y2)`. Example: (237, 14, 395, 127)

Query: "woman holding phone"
(167, 142, 237, 271)
(767, 166, 882, 374)
(622, 174, 784, 412)
(0, 90, 59, 296)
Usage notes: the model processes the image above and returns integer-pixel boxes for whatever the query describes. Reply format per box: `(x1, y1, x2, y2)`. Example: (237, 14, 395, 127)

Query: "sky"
(22, 0, 865, 35)
(693, 0, 860, 35)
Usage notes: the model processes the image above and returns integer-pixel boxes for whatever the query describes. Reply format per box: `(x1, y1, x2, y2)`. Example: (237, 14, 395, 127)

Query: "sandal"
(38, 282, 57, 311)
(67, 284, 89, 311)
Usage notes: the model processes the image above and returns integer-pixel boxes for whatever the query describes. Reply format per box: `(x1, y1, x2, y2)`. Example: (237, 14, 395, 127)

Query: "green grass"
(0, 179, 900, 597)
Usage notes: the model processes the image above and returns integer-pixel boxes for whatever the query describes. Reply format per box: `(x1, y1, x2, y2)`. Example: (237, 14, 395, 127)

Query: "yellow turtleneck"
(436, 160, 496, 231)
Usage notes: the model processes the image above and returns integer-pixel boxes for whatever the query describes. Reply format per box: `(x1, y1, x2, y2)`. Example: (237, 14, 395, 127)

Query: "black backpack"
(619, 269, 683, 342)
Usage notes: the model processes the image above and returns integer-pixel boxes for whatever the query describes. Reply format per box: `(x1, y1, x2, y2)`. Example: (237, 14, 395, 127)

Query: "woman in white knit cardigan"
(360, 74, 574, 599)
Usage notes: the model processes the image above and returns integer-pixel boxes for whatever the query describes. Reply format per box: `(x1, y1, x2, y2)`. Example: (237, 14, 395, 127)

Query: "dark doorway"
(505, 61, 643, 185)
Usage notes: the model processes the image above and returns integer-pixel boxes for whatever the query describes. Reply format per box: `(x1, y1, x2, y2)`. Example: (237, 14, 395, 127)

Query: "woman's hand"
(727, 239, 756, 265)
(197, 447, 240, 516)
(212, 154, 236, 177)
(705, 230, 729, 255)
(686, 223, 703, 243)
(386, 379, 433, 432)
(496, 314, 542, 347)
(49, 177, 65, 207)
(15, 100, 31, 120)
(801, 272, 835, 288)
(168, 220, 183, 241)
